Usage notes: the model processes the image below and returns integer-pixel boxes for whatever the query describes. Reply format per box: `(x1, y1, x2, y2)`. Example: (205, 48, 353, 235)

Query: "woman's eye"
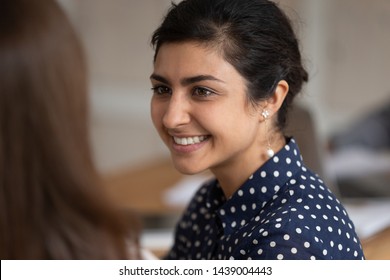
(151, 86, 171, 95)
(193, 87, 214, 97)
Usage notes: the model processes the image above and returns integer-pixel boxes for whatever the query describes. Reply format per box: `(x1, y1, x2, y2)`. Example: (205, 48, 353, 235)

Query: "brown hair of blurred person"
(0, 0, 139, 259)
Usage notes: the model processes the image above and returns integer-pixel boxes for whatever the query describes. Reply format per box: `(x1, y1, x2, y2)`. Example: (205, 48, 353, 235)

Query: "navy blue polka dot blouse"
(165, 138, 365, 260)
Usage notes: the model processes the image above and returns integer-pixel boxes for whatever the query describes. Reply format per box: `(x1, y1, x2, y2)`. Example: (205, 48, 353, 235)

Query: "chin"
(172, 160, 206, 175)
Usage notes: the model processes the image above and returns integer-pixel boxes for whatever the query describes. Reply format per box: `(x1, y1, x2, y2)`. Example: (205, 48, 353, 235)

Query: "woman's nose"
(162, 94, 191, 129)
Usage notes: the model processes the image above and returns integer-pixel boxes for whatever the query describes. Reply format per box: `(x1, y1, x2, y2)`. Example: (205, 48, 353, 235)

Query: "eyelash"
(151, 85, 171, 96)
(193, 87, 215, 97)
(151, 85, 216, 98)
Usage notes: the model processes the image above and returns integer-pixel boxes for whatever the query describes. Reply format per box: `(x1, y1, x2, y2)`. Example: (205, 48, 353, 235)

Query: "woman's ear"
(262, 80, 289, 119)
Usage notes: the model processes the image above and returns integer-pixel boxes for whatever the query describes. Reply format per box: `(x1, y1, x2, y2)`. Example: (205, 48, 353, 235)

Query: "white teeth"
(173, 136, 207, 146)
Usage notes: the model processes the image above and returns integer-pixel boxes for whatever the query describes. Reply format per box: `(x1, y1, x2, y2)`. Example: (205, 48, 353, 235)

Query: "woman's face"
(150, 42, 263, 175)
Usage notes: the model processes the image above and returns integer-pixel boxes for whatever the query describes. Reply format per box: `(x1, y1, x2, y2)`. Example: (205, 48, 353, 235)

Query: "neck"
(212, 134, 286, 198)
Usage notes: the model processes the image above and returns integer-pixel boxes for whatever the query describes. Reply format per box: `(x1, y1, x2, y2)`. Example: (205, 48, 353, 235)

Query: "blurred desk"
(103, 158, 185, 216)
(104, 158, 390, 260)
(103, 158, 188, 257)
(362, 227, 390, 260)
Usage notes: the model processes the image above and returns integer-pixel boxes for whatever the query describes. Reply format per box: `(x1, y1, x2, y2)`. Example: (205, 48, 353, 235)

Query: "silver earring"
(262, 110, 274, 158)
(261, 110, 270, 119)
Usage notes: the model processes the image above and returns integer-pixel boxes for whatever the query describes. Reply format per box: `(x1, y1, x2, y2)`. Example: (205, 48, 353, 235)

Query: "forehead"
(155, 41, 222, 65)
(153, 41, 240, 81)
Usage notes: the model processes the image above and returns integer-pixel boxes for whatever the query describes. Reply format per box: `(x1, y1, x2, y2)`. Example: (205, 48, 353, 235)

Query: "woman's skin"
(150, 41, 289, 198)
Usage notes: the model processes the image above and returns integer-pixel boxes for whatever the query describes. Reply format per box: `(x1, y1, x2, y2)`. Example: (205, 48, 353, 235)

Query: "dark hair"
(151, 0, 308, 129)
(0, 0, 139, 259)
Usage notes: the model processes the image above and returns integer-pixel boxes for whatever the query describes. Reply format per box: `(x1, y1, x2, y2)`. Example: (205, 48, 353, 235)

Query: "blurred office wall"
(302, 0, 390, 140)
(58, 0, 390, 174)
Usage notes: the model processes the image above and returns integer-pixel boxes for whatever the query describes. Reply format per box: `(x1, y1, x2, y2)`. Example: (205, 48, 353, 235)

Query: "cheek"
(206, 102, 254, 133)
(215, 111, 259, 143)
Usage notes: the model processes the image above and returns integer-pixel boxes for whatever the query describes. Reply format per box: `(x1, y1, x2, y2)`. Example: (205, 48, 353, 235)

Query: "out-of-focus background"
(58, 0, 390, 259)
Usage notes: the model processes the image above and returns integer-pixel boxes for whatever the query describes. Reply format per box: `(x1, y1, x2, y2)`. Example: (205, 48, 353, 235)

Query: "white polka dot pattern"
(165, 138, 365, 260)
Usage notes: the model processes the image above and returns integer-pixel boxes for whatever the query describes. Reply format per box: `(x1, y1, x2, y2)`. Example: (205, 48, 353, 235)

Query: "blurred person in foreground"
(0, 0, 140, 259)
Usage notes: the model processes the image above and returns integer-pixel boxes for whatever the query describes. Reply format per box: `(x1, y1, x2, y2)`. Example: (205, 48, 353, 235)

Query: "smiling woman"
(150, 42, 269, 193)
(149, 0, 365, 260)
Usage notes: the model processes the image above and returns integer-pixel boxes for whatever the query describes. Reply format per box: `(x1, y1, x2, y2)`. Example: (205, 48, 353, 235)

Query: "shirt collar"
(213, 138, 304, 235)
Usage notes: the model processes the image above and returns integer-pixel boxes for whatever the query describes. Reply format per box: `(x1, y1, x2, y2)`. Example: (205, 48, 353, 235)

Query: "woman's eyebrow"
(180, 75, 225, 86)
(150, 73, 170, 84)
(150, 73, 225, 86)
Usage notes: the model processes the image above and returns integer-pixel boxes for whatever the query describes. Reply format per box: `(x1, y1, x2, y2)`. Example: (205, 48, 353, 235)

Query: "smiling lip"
(170, 135, 210, 153)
